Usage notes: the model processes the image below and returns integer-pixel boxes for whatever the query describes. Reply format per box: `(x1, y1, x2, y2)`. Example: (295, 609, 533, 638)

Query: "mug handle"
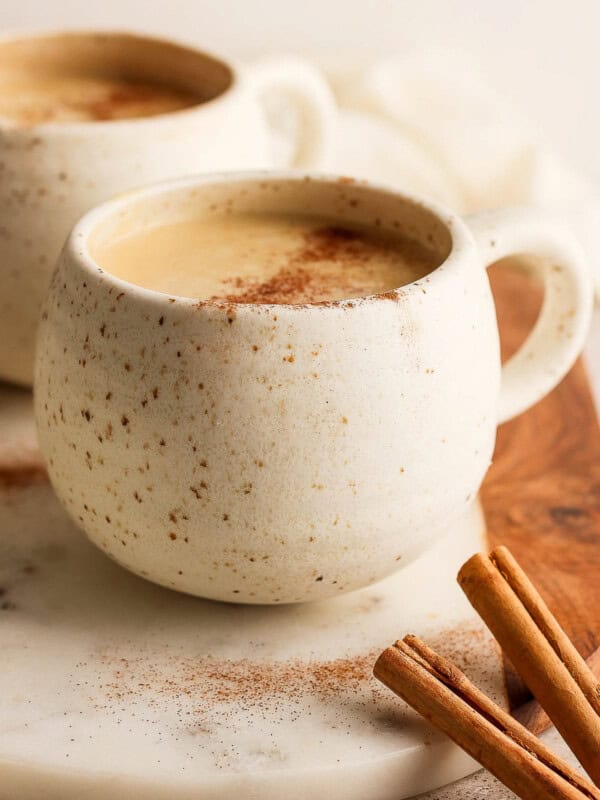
(467, 208, 593, 424)
(247, 56, 336, 169)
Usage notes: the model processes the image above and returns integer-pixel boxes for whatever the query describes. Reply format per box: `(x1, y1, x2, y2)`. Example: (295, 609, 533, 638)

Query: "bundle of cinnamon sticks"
(374, 546, 600, 800)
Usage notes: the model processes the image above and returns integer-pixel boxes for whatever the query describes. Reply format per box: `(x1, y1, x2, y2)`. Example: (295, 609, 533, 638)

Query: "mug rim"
(0, 28, 239, 134)
(67, 171, 477, 311)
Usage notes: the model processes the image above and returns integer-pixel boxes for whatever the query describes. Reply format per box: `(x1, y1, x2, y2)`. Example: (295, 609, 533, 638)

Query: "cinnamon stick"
(374, 635, 600, 800)
(514, 646, 600, 734)
(458, 546, 600, 785)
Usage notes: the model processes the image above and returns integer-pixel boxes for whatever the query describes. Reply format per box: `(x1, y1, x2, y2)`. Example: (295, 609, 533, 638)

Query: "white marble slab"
(5, 293, 598, 800)
(0, 462, 503, 799)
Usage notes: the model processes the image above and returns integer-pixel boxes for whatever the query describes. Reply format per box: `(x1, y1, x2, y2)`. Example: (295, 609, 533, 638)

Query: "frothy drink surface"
(93, 213, 438, 304)
(0, 72, 200, 125)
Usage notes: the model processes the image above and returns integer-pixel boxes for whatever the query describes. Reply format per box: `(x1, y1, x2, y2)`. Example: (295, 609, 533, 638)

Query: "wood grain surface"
(483, 262, 600, 709)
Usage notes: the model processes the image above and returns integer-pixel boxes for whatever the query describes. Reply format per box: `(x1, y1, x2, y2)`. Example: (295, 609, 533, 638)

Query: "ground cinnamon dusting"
(92, 624, 490, 713)
(0, 464, 48, 488)
(84, 85, 173, 121)
(1, 79, 200, 126)
(98, 649, 380, 708)
(211, 226, 401, 304)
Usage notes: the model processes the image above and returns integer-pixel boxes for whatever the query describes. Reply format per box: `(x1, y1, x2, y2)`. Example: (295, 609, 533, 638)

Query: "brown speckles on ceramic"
(33, 176, 488, 603)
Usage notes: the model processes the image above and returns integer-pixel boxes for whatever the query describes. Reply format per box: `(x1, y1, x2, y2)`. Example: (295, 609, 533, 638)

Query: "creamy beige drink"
(93, 213, 437, 303)
(0, 72, 201, 125)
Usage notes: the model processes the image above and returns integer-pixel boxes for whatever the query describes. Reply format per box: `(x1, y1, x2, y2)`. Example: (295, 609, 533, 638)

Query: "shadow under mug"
(34, 172, 593, 604)
(0, 29, 336, 386)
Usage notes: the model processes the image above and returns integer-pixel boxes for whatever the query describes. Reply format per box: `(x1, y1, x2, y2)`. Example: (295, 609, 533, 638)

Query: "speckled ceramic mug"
(34, 173, 593, 604)
(0, 30, 335, 386)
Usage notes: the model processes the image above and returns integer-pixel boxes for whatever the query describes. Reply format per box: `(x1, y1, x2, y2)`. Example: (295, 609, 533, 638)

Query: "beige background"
(0, 0, 598, 181)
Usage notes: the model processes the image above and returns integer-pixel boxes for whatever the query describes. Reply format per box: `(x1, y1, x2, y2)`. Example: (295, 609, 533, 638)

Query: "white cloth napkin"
(283, 49, 600, 292)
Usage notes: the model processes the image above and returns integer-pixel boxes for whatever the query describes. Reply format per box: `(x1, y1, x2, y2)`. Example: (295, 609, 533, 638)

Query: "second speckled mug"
(35, 173, 593, 604)
(0, 30, 335, 386)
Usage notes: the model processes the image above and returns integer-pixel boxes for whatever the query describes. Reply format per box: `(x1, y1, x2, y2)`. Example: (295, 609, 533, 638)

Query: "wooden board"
(484, 263, 600, 709)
